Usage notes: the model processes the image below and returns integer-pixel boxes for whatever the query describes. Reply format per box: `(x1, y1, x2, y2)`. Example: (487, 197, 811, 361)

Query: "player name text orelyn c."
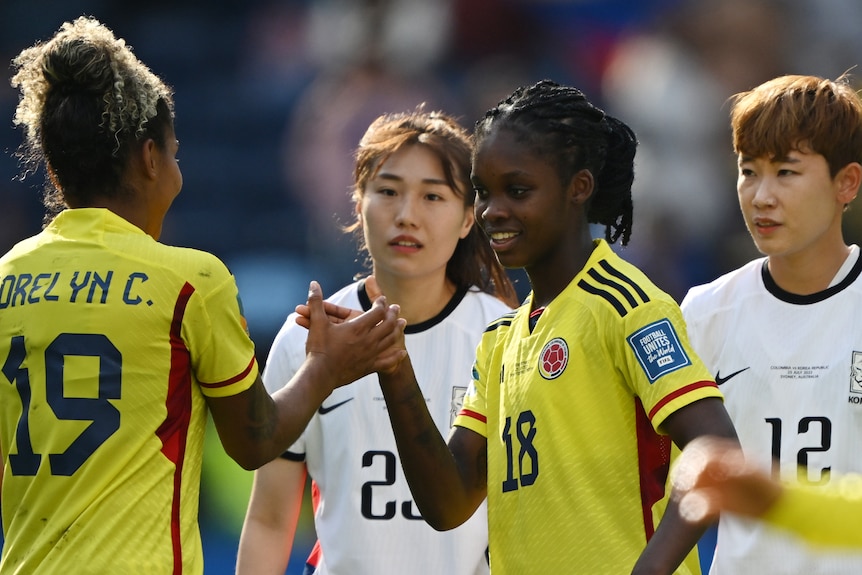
(0, 271, 151, 307)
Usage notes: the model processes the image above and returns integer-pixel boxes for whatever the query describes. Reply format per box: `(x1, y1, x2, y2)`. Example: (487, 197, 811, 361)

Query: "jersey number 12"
(765, 416, 831, 485)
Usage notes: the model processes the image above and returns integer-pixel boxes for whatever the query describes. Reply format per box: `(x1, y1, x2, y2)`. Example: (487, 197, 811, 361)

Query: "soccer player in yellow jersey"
(0, 17, 404, 575)
(365, 81, 741, 574)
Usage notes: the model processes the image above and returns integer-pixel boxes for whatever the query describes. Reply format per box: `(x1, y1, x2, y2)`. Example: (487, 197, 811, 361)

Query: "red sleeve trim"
(647, 380, 718, 420)
(199, 356, 257, 389)
(457, 408, 487, 424)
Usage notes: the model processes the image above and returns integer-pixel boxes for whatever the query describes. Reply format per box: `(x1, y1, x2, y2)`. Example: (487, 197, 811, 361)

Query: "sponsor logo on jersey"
(715, 367, 750, 386)
(538, 337, 568, 380)
(450, 386, 467, 427)
(627, 319, 691, 382)
(850, 351, 862, 397)
(317, 397, 354, 415)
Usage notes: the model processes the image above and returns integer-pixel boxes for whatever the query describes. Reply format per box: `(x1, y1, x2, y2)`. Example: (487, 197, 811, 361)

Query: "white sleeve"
(262, 312, 308, 394)
(261, 312, 311, 456)
(679, 286, 707, 349)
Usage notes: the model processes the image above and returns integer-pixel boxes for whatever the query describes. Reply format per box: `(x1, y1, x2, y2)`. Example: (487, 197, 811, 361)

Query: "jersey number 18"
(502, 410, 539, 492)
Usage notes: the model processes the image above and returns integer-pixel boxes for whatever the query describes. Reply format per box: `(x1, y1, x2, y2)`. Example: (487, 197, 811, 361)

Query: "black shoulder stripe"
(587, 268, 638, 307)
(598, 260, 650, 303)
(485, 312, 515, 332)
(578, 279, 628, 317)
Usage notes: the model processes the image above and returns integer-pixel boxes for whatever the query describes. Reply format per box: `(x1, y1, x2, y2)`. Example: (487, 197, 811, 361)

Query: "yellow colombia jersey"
(455, 240, 722, 575)
(0, 209, 259, 574)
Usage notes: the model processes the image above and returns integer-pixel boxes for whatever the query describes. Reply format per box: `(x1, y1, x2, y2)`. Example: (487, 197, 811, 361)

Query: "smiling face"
(359, 143, 473, 286)
(471, 127, 588, 273)
(737, 146, 854, 261)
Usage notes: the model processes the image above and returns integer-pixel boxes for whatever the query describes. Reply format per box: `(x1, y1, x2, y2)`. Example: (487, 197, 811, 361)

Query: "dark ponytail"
(12, 16, 174, 221)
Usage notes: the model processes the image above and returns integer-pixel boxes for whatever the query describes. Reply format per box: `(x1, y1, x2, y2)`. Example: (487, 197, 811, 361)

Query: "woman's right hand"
(300, 279, 406, 378)
(294, 276, 383, 326)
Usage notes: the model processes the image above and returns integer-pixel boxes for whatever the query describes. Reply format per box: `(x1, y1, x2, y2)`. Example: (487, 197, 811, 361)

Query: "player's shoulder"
(270, 281, 361, 347)
(152, 244, 235, 290)
(482, 306, 520, 336)
(574, 241, 672, 317)
(407, 287, 516, 338)
(151, 242, 224, 268)
(681, 258, 764, 314)
(0, 234, 39, 265)
(462, 288, 516, 321)
(0, 216, 67, 266)
(265, 306, 311, 391)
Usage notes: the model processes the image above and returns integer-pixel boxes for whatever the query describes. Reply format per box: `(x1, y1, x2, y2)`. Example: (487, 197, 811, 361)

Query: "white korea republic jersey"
(681, 251, 862, 574)
(263, 280, 511, 575)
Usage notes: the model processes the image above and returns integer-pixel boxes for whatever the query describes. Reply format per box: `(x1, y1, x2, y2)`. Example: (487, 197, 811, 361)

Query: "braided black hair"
(474, 80, 636, 245)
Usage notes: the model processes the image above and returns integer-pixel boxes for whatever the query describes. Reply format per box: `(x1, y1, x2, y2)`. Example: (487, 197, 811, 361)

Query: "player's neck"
(83, 186, 166, 239)
(767, 243, 854, 295)
(374, 273, 457, 326)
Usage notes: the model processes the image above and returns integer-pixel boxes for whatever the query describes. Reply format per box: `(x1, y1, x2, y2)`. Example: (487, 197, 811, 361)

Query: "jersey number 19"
(4, 333, 121, 476)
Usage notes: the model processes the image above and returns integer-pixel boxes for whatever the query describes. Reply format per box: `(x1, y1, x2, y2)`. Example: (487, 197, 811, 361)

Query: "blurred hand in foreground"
(671, 436, 783, 524)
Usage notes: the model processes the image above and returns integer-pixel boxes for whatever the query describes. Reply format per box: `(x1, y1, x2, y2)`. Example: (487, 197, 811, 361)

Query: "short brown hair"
(730, 74, 862, 177)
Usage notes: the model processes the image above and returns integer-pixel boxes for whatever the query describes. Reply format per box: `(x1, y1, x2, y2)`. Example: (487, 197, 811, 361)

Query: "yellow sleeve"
(184, 263, 259, 398)
(763, 475, 862, 549)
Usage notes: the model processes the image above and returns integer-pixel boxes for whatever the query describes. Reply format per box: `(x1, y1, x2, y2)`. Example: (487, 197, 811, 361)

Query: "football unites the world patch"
(538, 337, 568, 379)
(627, 319, 691, 382)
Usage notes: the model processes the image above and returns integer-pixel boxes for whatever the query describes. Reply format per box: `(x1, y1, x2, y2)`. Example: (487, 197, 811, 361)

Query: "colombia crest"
(539, 337, 568, 379)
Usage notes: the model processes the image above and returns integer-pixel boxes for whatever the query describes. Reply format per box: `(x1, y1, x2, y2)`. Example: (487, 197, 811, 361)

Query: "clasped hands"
(296, 278, 408, 381)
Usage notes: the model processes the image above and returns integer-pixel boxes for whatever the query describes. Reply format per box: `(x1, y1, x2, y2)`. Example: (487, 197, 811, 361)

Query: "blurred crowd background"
(3, 0, 862, 573)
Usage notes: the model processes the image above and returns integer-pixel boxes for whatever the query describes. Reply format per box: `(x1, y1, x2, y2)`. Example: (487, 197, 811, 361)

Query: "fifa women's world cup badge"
(538, 338, 568, 379)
